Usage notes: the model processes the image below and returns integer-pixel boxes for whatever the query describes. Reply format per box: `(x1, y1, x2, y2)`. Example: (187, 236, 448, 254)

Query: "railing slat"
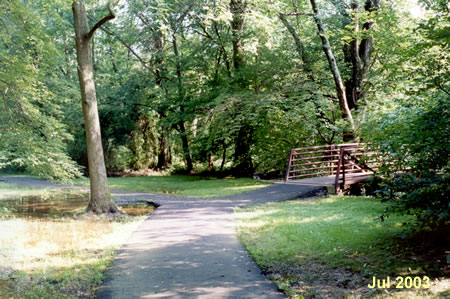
(290, 160, 339, 168)
(289, 165, 338, 173)
(285, 143, 375, 188)
(290, 154, 340, 161)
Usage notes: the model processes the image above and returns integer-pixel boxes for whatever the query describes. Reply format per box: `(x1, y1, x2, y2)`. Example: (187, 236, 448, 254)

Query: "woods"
(0, 0, 448, 217)
(0, 1, 448, 297)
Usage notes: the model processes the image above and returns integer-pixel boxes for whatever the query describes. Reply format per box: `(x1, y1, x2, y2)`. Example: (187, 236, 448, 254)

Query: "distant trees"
(1, 0, 446, 195)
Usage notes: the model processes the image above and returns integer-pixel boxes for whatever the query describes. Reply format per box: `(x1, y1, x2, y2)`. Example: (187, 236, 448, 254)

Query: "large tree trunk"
(178, 120, 193, 172)
(232, 123, 254, 177)
(72, 2, 119, 214)
(230, 0, 253, 176)
(157, 121, 171, 169)
(152, 30, 172, 170)
(309, 0, 355, 136)
(230, 0, 245, 71)
(344, 0, 380, 111)
(172, 33, 193, 172)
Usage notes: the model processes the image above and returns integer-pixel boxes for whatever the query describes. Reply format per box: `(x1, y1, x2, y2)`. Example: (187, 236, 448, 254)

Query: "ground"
(0, 175, 448, 298)
(235, 196, 450, 298)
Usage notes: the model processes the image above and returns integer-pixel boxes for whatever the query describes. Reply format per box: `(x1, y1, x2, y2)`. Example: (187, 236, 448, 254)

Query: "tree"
(363, 1, 450, 228)
(72, 1, 119, 213)
(0, 0, 82, 181)
(309, 0, 355, 134)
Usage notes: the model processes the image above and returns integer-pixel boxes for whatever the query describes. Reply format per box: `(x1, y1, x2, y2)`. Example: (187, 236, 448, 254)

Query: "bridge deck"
(285, 173, 373, 193)
(285, 144, 376, 193)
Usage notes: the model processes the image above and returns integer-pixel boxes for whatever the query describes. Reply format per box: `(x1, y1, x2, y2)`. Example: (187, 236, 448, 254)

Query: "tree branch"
(176, 1, 195, 23)
(437, 82, 450, 95)
(87, 16, 152, 71)
(279, 12, 313, 17)
(86, 4, 115, 41)
(309, 0, 355, 131)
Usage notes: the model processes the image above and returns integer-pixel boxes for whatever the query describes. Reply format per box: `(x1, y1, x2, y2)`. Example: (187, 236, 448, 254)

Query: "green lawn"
(73, 175, 269, 198)
(235, 196, 448, 298)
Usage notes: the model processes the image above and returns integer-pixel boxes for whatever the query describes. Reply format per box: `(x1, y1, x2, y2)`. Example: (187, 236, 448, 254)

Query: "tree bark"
(230, 0, 245, 71)
(154, 29, 166, 87)
(220, 142, 227, 172)
(207, 153, 214, 172)
(172, 32, 193, 172)
(344, 0, 380, 110)
(232, 123, 254, 177)
(178, 119, 193, 172)
(152, 30, 171, 170)
(157, 126, 171, 169)
(72, 2, 120, 214)
(229, 0, 253, 175)
(157, 111, 171, 169)
(309, 0, 355, 134)
(278, 13, 306, 64)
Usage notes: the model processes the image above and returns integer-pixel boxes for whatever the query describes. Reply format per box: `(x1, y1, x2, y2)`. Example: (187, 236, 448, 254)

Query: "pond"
(0, 193, 154, 218)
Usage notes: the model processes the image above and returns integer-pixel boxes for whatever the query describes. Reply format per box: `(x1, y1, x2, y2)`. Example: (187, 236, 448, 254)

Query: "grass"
(0, 182, 147, 298)
(73, 175, 269, 198)
(0, 172, 40, 179)
(0, 181, 51, 199)
(0, 214, 145, 298)
(235, 196, 449, 298)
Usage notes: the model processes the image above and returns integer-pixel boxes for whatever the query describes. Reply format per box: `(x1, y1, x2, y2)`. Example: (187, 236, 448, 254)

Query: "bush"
(364, 95, 449, 228)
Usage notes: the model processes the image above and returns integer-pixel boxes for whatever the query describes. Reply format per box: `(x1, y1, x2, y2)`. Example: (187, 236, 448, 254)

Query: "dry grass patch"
(0, 215, 145, 298)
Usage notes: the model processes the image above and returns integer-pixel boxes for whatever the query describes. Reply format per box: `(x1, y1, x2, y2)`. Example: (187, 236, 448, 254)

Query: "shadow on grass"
(1, 256, 114, 299)
(236, 196, 449, 298)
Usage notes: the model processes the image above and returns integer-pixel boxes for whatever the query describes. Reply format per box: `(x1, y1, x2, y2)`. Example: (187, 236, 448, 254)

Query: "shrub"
(364, 95, 449, 228)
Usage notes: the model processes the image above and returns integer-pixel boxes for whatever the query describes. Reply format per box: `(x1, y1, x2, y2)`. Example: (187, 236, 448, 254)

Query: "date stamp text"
(368, 276, 431, 289)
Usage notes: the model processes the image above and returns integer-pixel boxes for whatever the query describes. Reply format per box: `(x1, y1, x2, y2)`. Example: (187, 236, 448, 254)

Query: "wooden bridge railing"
(285, 143, 377, 192)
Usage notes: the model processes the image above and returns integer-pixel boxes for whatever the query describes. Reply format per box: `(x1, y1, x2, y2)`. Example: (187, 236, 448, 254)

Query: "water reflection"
(0, 194, 153, 218)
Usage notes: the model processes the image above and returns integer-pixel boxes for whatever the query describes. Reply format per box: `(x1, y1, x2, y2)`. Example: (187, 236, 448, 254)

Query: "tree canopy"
(1, 0, 448, 218)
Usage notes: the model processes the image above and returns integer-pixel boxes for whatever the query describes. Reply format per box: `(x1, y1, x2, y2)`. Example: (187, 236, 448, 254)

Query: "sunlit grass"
(0, 181, 144, 297)
(0, 216, 144, 298)
(73, 175, 269, 198)
(235, 196, 449, 298)
(0, 181, 52, 199)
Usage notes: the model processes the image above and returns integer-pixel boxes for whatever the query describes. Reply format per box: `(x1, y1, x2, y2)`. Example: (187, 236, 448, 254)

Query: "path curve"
(0, 176, 326, 298)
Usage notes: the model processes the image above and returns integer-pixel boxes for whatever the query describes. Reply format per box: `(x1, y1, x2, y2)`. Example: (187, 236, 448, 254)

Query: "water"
(0, 194, 154, 218)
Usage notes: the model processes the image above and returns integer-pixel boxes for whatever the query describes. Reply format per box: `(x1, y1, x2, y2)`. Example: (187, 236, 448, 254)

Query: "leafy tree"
(0, 0, 82, 181)
(363, 2, 449, 227)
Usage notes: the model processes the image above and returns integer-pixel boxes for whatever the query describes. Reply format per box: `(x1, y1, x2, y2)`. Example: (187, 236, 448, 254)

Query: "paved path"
(0, 177, 326, 298)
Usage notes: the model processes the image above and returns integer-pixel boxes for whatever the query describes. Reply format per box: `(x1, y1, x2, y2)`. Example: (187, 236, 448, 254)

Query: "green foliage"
(1, 0, 445, 184)
(365, 96, 449, 228)
(105, 145, 134, 172)
(362, 2, 449, 228)
(0, 0, 82, 181)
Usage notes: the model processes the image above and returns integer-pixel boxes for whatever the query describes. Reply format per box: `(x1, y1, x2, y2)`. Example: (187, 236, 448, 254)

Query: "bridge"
(285, 143, 377, 194)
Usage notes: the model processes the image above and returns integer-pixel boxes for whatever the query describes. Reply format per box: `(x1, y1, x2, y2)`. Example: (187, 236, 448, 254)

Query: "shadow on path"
(0, 176, 326, 298)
